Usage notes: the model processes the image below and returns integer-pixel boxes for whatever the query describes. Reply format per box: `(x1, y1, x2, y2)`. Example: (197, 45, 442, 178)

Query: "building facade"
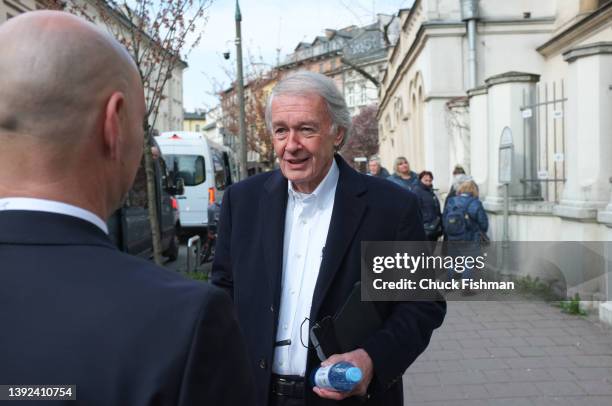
(278, 14, 400, 116)
(183, 110, 207, 133)
(378, 0, 612, 323)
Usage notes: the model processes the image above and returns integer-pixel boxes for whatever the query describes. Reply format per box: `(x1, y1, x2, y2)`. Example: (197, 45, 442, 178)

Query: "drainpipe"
(461, 0, 480, 89)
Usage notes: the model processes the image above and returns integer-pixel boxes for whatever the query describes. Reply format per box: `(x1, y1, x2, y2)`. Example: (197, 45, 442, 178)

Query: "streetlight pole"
(235, 0, 248, 180)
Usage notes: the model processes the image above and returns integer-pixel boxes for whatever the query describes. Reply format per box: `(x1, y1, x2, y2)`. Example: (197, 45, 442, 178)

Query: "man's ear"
(334, 127, 345, 149)
(103, 91, 126, 160)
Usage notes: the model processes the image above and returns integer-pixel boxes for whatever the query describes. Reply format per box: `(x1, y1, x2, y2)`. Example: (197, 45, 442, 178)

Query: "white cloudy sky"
(184, 0, 414, 111)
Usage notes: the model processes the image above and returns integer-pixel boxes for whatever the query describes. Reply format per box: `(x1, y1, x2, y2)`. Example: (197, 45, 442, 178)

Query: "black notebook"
(310, 282, 383, 361)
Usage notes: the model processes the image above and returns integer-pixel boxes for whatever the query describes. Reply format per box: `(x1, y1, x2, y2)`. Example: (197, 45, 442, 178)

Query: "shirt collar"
(287, 159, 339, 209)
(0, 197, 109, 234)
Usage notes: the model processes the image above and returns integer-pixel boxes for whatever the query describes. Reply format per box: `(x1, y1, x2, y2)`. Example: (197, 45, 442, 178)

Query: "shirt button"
(270, 305, 274, 312)
(259, 359, 267, 369)
(291, 290, 296, 295)
(283, 324, 288, 330)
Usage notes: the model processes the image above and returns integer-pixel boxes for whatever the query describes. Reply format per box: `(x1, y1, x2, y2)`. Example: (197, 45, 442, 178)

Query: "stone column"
(467, 86, 488, 198)
(554, 42, 612, 220)
(482, 72, 540, 212)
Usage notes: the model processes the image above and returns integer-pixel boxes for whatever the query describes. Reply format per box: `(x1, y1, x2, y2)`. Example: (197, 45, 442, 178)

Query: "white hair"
(265, 71, 352, 148)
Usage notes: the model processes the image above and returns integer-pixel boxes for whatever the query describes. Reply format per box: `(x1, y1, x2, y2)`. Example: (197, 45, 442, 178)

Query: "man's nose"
(284, 130, 302, 152)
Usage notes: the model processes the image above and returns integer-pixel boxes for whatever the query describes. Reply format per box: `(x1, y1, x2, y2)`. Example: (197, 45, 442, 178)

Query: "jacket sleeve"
(361, 193, 446, 391)
(210, 186, 234, 299)
(177, 286, 255, 406)
(477, 203, 489, 233)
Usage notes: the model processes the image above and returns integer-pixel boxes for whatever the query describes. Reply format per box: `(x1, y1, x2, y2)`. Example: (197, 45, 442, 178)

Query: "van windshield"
(164, 154, 206, 186)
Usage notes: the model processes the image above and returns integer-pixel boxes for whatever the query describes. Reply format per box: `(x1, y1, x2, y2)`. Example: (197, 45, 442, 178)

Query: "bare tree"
(219, 66, 279, 171)
(43, 0, 211, 264)
(340, 104, 379, 167)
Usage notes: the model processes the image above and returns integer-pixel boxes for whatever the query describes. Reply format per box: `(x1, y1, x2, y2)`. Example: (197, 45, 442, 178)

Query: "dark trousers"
(268, 393, 305, 406)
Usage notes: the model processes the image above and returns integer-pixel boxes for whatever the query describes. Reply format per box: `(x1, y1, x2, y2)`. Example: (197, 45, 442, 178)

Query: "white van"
(156, 131, 238, 235)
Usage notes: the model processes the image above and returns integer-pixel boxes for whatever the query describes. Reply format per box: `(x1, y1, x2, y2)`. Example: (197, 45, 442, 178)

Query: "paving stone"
(570, 355, 612, 368)
(575, 380, 612, 396)
(491, 337, 530, 347)
(542, 345, 583, 356)
(436, 370, 488, 385)
(569, 367, 612, 381)
(488, 347, 521, 358)
(525, 336, 557, 346)
(478, 329, 514, 338)
(515, 346, 548, 357)
(535, 381, 585, 396)
(485, 382, 540, 398)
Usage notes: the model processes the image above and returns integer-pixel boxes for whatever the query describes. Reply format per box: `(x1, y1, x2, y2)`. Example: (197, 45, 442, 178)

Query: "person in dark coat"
(387, 157, 419, 191)
(367, 156, 390, 178)
(0, 11, 254, 405)
(211, 71, 445, 406)
(413, 171, 443, 241)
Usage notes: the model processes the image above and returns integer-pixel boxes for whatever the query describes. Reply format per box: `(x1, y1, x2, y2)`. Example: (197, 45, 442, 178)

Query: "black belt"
(271, 374, 305, 398)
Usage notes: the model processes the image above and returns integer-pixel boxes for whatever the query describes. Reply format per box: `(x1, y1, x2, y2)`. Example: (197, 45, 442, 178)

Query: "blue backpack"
(443, 197, 477, 241)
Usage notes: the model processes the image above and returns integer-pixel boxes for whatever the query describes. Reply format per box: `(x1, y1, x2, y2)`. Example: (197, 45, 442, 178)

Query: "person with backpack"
(413, 171, 443, 241)
(442, 180, 489, 291)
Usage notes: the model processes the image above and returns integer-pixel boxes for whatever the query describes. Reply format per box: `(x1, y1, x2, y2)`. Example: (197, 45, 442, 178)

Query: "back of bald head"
(0, 11, 141, 144)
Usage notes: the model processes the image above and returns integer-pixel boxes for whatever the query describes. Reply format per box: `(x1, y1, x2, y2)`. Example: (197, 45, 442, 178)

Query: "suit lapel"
(310, 155, 367, 320)
(260, 171, 289, 309)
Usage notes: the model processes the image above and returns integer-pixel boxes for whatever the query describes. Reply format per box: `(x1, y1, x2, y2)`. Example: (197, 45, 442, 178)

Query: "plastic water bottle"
(311, 362, 363, 392)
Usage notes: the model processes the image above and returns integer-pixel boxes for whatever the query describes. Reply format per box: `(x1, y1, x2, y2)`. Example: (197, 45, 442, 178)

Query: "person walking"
(387, 157, 419, 191)
(413, 171, 443, 241)
(442, 180, 489, 293)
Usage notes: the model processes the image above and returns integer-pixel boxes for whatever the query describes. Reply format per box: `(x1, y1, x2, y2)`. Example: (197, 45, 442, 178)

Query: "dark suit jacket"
(211, 155, 446, 406)
(0, 210, 254, 406)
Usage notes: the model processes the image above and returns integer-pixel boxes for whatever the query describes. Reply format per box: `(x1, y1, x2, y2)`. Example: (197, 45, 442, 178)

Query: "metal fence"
(519, 80, 567, 203)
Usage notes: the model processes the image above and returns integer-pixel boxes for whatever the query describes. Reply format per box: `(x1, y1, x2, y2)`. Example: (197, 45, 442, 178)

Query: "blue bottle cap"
(346, 367, 362, 383)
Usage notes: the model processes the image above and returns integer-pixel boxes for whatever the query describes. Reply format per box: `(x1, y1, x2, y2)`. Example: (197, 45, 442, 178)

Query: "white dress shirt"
(272, 160, 339, 376)
(0, 197, 108, 234)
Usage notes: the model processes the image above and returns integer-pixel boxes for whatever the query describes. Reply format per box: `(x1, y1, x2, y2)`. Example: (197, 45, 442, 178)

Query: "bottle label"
(314, 365, 332, 389)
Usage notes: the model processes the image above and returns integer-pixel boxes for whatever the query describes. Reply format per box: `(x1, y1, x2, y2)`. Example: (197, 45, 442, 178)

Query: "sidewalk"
(404, 301, 612, 406)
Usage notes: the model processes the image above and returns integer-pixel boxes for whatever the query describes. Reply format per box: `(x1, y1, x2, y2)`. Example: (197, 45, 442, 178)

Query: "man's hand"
(312, 348, 374, 401)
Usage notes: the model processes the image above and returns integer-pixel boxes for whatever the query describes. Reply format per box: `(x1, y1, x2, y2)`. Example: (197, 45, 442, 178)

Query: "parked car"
(156, 131, 238, 241)
(107, 149, 183, 261)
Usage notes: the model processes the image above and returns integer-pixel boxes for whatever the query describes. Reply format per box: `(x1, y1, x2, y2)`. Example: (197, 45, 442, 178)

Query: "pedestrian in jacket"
(387, 156, 419, 191)
(413, 171, 443, 241)
(443, 180, 488, 291)
(367, 156, 390, 178)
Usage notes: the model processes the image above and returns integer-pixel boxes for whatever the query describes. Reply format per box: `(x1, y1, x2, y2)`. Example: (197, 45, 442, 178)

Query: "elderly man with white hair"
(212, 71, 446, 406)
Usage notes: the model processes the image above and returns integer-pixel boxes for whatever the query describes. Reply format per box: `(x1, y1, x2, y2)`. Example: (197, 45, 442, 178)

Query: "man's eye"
(274, 128, 287, 135)
(300, 127, 315, 134)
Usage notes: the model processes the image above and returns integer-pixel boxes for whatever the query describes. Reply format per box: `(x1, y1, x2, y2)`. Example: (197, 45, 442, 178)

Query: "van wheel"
(165, 234, 179, 262)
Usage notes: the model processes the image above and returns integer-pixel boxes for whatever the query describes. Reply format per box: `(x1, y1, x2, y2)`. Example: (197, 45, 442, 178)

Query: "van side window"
(212, 149, 227, 190)
(165, 154, 206, 186)
(127, 159, 148, 208)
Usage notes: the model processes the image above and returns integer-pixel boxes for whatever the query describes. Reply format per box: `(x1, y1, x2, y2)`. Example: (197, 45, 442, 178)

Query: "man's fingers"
(320, 353, 344, 367)
(313, 387, 348, 400)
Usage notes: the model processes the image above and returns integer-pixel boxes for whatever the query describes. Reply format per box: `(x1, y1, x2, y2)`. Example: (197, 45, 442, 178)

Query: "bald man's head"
(0, 11, 142, 141)
(0, 11, 146, 219)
